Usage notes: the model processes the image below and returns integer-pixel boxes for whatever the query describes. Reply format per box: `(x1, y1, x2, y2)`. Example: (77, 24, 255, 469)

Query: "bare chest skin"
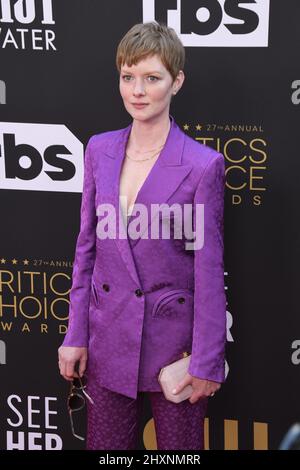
(119, 144, 160, 217)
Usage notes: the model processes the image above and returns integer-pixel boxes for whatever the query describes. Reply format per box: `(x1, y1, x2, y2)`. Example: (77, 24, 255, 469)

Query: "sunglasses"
(67, 375, 94, 441)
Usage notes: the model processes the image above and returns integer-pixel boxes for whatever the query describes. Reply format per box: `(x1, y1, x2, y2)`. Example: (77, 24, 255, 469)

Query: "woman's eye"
(121, 75, 159, 82)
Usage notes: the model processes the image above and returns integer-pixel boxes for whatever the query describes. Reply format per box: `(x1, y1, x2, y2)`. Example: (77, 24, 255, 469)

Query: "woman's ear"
(173, 70, 185, 95)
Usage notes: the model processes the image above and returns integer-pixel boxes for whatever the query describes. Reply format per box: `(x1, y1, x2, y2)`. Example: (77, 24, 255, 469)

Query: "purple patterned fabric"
(61, 114, 227, 399)
(86, 381, 208, 450)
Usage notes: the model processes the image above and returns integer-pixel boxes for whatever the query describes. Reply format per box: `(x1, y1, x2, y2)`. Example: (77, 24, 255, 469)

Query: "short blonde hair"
(116, 22, 185, 82)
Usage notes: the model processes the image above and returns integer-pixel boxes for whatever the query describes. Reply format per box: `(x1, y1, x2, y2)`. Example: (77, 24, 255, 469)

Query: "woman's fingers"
(79, 357, 87, 377)
(58, 359, 72, 381)
(58, 354, 75, 380)
(65, 360, 75, 379)
(58, 346, 88, 381)
(172, 373, 192, 395)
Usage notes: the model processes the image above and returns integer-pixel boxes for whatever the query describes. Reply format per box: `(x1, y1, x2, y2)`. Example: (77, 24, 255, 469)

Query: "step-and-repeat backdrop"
(0, 0, 299, 450)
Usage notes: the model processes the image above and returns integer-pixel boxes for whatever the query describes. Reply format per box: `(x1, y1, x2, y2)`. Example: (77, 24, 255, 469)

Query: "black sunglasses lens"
(69, 394, 85, 411)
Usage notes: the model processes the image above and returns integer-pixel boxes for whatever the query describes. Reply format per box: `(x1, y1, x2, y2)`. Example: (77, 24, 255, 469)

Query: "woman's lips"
(132, 103, 149, 109)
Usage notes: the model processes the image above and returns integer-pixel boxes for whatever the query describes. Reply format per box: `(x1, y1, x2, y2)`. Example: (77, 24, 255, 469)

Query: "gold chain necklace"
(126, 148, 162, 162)
(129, 143, 165, 154)
(126, 120, 171, 162)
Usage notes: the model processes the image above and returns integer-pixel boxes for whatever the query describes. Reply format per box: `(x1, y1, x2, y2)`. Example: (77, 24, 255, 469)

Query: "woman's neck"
(128, 113, 171, 152)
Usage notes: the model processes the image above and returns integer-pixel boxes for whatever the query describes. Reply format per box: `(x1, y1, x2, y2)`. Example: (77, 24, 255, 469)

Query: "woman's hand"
(172, 372, 221, 404)
(58, 346, 88, 381)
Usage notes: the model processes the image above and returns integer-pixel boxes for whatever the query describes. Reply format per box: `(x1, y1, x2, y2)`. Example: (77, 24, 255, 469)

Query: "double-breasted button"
(178, 297, 185, 304)
(102, 283, 110, 292)
(135, 288, 143, 297)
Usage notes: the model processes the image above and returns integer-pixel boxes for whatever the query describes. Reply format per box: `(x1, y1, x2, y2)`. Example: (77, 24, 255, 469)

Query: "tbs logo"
(0, 123, 83, 192)
(143, 0, 270, 47)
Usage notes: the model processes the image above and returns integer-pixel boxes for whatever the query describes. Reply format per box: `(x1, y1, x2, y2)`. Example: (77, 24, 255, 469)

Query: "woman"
(58, 21, 227, 450)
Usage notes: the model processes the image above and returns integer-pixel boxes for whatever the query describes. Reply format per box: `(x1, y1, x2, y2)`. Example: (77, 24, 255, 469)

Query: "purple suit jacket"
(62, 114, 227, 399)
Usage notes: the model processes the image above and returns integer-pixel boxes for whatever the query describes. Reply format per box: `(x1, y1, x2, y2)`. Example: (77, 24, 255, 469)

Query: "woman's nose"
(133, 78, 146, 96)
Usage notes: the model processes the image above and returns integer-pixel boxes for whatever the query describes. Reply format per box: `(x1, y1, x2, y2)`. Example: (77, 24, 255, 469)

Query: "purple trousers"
(86, 380, 208, 450)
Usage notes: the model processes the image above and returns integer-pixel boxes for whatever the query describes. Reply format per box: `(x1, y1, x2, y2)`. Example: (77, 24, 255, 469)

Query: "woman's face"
(119, 53, 184, 122)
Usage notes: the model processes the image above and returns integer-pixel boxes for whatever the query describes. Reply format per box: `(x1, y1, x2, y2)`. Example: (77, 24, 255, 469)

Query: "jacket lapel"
(101, 115, 192, 286)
